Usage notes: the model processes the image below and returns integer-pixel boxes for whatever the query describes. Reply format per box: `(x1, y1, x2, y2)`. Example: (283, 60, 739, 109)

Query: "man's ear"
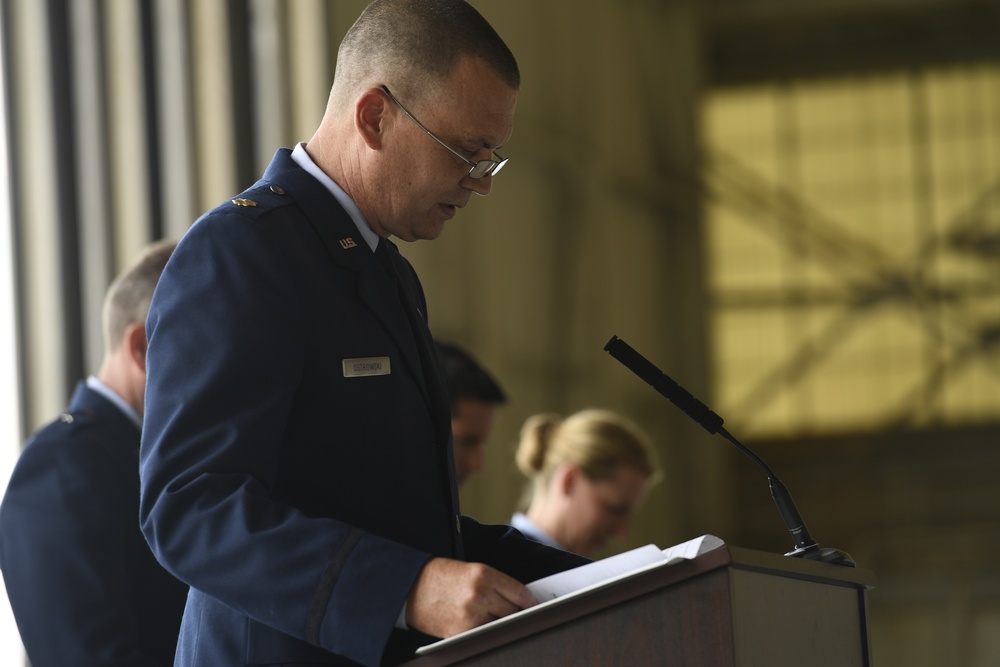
(355, 87, 390, 150)
(125, 322, 148, 372)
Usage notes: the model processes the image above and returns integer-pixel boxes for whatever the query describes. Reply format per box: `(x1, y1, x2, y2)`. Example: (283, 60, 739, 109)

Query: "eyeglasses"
(382, 85, 507, 179)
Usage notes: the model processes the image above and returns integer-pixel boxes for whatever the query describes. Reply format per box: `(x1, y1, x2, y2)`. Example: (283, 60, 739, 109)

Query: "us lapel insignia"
(231, 198, 257, 207)
(339, 237, 358, 249)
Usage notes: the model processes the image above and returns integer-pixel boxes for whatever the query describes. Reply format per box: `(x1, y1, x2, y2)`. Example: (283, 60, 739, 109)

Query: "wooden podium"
(403, 546, 877, 667)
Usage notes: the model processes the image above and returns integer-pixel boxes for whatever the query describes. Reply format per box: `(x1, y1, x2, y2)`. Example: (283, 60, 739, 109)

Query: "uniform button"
(270, 184, 285, 195)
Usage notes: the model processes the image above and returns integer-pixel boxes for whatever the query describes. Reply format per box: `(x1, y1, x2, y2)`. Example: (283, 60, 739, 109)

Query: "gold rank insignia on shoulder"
(339, 237, 358, 249)
(231, 198, 257, 207)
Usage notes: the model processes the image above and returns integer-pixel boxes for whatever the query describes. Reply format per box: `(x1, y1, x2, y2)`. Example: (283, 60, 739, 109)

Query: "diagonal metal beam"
(704, 148, 1000, 427)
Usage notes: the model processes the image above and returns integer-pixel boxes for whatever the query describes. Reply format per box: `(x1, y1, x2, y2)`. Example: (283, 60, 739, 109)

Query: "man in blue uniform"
(138, 2, 587, 666)
(0, 240, 187, 666)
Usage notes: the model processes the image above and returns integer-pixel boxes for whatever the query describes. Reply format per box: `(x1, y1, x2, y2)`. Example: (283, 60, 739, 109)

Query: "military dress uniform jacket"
(139, 148, 587, 667)
(0, 382, 189, 666)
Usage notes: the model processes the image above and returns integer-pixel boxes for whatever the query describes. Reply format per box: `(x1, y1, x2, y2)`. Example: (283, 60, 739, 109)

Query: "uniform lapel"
(381, 240, 454, 452)
(261, 150, 434, 409)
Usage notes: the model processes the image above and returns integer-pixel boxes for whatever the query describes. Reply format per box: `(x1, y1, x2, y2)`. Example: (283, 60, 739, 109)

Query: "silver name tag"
(343, 356, 391, 377)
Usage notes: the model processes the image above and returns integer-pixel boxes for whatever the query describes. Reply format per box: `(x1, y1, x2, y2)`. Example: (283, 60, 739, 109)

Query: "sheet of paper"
(526, 544, 664, 602)
(660, 534, 725, 563)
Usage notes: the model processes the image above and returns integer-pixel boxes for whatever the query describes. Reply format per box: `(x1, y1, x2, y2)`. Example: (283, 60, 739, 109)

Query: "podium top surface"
(725, 546, 877, 589)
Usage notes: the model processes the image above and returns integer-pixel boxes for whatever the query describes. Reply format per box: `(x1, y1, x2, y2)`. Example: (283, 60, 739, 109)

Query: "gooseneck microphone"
(604, 335, 855, 567)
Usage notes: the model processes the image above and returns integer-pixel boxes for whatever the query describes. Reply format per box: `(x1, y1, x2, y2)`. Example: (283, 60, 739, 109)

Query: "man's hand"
(406, 557, 537, 638)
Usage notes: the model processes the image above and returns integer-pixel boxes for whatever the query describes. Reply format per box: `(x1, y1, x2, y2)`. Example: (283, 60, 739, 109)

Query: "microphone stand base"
(786, 544, 856, 567)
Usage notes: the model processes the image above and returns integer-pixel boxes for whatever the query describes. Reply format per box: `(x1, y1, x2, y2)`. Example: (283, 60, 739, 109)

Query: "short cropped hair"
(102, 239, 176, 353)
(333, 0, 519, 110)
(435, 340, 506, 408)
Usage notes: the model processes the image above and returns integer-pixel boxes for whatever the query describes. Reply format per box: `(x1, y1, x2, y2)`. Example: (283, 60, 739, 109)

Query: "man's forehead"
(424, 58, 517, 147)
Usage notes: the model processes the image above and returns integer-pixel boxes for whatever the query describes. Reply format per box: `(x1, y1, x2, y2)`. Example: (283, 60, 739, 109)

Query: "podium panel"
(731, 566, 867, 665)
(403, 546, 876, 667)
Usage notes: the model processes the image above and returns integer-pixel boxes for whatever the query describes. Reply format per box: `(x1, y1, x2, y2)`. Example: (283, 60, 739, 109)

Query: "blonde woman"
(512, 409, 660, 558)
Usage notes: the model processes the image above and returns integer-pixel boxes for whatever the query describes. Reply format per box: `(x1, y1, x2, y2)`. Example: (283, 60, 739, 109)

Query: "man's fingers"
(493, 575, 537, 613)
(407, 558, 537, 638)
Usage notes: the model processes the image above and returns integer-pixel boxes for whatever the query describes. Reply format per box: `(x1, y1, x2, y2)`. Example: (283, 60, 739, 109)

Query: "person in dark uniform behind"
(434, 340, 507, 486)
(0, 239, 188, 666)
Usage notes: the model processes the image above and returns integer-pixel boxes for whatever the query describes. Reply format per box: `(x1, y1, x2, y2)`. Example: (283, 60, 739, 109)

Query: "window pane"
(702, 66, 1000, 438)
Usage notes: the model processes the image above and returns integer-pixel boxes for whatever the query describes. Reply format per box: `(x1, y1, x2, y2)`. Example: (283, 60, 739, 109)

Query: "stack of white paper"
(527, 534, 725, 602)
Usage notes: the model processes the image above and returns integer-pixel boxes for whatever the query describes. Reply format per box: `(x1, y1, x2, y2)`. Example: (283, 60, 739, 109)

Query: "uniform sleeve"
(459, 516, 592, 583)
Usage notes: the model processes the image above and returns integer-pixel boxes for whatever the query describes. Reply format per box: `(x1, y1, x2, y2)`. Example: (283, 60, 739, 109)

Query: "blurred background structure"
(1, 1, 999, 664)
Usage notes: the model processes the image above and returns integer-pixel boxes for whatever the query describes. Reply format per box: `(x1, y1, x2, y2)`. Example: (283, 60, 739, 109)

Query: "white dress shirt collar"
(290, 142, 380, 252)
(86, 376, 141, 429)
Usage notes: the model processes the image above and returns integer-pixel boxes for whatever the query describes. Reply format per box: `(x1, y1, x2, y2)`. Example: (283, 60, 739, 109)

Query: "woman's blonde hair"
(515, 409, 659, 492)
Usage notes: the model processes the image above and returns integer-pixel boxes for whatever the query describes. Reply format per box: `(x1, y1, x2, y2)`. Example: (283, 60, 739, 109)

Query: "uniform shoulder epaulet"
(227, 183, 291, 213)
(56, 408, 94, 425)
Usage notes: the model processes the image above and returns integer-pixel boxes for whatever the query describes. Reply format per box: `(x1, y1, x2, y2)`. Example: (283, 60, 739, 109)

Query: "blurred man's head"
(99, 239, 177, 414)
(435, 341, 506, 485)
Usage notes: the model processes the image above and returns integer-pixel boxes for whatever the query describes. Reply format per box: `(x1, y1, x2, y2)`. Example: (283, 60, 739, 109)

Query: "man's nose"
(464, 173, 493, 197)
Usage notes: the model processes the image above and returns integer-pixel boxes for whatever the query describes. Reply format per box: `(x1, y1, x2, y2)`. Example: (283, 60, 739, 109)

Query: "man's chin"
(415, 220, 446, 241)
